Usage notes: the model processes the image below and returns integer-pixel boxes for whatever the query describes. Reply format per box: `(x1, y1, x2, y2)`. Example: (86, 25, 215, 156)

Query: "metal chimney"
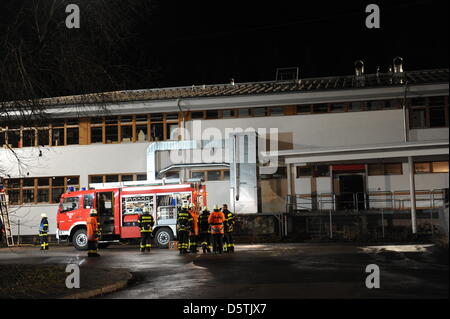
(393, 56, 404, 73)
(354, 60, 365, 76)
(354, 60, 365, 87)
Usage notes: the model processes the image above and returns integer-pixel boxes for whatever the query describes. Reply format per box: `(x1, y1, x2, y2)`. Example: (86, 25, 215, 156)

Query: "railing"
(286, 188, 448, 213)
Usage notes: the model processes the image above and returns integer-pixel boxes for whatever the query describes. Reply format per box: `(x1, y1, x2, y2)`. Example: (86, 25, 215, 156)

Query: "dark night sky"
(148, 0, 449, 87)
(0, 0, 448, 98)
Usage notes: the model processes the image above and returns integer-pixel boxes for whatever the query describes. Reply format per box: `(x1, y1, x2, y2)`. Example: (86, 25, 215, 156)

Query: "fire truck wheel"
(154, 228, 174, 249)
(73, 229, 88, 251)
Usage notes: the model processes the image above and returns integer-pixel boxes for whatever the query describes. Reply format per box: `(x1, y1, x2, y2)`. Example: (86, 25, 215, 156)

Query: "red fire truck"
(56, 181, 206, 250)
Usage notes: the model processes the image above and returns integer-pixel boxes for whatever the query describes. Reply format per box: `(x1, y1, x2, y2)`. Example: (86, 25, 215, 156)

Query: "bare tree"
(0, 0, 157, 178)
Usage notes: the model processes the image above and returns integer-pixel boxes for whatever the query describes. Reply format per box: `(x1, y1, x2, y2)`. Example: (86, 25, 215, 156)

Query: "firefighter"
(222, 204, 236, 253)
(198, 207, 212, 253)
(188, 203, 199, 253)
(139, 207, 154, 252)
(177, 204, 192, 255)
(87, 209, 100, 257)
(39, 213, 49, 250)
(208, 205, 225, 254)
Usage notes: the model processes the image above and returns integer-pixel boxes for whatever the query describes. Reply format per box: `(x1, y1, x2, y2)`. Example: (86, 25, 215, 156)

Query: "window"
(330, 103, 346, 113)
(136, 174, 147, 181)
(105, 175, 119, 183)
(387, 99, 402, 109)
(136, 125, 148, 142)
(415, 162, 431, 173)
(296, 105, 311, 113)
(316, 165, 330, 177)
(165, 171, 180, 179)
(90, 175, 103, 184)
(191, 169, 229, 181)
(384, 163, 403, 175)
(432, 161, 449, 173)
(121, 175, 134, 182)
(429, 107, 446, 127)
(238, 109, 250, 117)
(89, 173, 147, 184)
(52, 127, 65, 146)
(191, 111, 205, 119)
(38, 129, 50, 146)
(66, 127, 79, 145)
(367, 100, 385, 110)
(349, 101, 364, 112)
(121, 125, 133, 142)
(91, 126, 103, 143)
(415, 161, 449, 174)
(368, 163, 403, 175)
(410, 96, 449, 129)
(167, 124, 179, 140)
(150, 123, 164, 141)
(411, 109, 426, 128)
(22, 129, 35, 147)
(222, 110, 236, 118)
(60, 197, 80, 213)
(270, 107, 284, 116)
(7, 130, 20, 148)
(206, 110, 219, 119)
(296, 166, 313, 177)
(4, 176, 78, 205)
(252, 108, 267, 117)
(0, 130, 5, 147)
(84, 194, 94, 209)
(312, 104, 328, 113)
(207, 170, 222, 181)
(105, 125, 118, 143)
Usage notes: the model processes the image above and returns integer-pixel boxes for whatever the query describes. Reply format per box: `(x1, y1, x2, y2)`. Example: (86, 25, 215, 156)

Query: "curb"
(61, 271, 132, 299)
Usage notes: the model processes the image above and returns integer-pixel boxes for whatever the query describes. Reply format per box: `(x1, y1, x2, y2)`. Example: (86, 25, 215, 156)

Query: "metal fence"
(286, 189, 448, 213)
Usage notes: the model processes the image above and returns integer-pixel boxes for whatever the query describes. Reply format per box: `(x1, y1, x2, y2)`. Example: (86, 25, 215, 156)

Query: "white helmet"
(41, 213, 47, 218)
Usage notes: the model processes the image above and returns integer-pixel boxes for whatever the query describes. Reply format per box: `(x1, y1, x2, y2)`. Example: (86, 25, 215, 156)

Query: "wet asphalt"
(0, 243, 448, 299)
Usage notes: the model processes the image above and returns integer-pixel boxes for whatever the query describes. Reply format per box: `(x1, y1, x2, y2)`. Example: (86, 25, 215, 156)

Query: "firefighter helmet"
(181, 203, 189, 209)
(202, 206, 209, 212)
(90, 209, 98, 216)
(143, 207, 150, 214)
(40, 213, 47, 218)
(213, 204, 221, 211)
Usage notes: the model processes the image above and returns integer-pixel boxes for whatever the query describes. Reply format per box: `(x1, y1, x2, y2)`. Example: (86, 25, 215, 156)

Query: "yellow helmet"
(182, 203, 189, 209)
(143, 207, 150, 214)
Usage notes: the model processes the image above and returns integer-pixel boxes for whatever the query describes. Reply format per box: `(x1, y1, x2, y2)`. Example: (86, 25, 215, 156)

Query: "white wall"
(190, 109, 406, 148)
(410, 128, 449, 142)
(367, 163, 449, 191)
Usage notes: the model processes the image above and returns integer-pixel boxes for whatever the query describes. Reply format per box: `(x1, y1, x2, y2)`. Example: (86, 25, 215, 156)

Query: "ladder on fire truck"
(0, 187, 15, 247)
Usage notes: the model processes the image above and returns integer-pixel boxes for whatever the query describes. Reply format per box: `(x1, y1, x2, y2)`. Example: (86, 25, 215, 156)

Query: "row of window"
(1, 96, 447, 148)
(409, 93, 449, 129)
(4, 176, 80, 205)
(296, 161, 449, 178)
(88, 173, 147, 184)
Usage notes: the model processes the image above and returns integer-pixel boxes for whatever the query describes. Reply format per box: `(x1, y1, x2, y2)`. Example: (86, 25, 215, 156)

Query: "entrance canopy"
(266, 140, 448, 164)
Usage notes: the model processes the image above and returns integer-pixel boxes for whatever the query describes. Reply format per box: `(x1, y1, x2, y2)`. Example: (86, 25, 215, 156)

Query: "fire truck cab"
(56, 180, 206, 250)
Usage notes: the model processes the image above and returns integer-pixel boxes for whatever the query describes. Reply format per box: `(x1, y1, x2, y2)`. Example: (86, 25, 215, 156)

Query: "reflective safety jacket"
(138, 214, 155, 233)
(223, 209, 236, 233)
(39, 218, 49, 236)
(198, 211, 211, 233)
(177, 209, 193, 232)
(189, 210, 199, 236)
(86, 216, 99, 241)
(208, 211, 225, 235)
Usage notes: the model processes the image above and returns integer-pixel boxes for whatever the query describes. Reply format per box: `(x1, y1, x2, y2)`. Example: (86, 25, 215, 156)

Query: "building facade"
(1, 68, 448, 236)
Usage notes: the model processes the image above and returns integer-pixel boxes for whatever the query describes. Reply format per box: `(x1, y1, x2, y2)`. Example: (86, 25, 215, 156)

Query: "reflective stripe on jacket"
(139, 214, 154, 232)
(208, 211, 225, 235)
